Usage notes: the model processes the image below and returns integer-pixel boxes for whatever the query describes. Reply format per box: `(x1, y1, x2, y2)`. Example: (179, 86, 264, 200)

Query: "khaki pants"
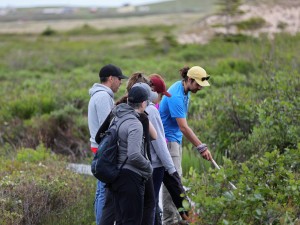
(162, 142, 182, 225)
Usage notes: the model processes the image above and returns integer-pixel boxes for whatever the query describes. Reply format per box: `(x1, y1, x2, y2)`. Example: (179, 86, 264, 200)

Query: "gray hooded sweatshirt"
(112, 103, 153, 180)
(88, 83, 114, 148)
(146, 103, 176, 174)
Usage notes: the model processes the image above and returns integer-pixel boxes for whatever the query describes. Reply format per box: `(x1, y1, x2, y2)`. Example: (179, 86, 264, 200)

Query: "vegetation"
(0, 145, 94, 224)
(0, 4, 299, 224)
(215, 0, 243, 34)
(184, 148, 300, 224)
(235, 17, 266, 30)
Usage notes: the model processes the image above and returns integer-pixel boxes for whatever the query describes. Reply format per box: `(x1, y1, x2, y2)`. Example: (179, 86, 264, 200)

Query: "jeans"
(95, 180, 106, 225)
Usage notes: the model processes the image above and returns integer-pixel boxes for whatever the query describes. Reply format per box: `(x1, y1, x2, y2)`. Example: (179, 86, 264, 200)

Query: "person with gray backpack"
(109, 85, 154, 224)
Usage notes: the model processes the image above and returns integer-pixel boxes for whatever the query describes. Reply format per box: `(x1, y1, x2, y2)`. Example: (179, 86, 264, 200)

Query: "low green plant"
(235, 17, 266, 30)
(277, 21, 288, 30)
(41, 26, 57, 36)
(66, 23, 101, 35)
(0, 154, 95, 225)
(16, 144, 53, 163)
(184, 148, 300, 224)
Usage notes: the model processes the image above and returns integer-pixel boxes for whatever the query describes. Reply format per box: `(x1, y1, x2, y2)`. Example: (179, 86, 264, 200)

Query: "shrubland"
(0, 22, 299, 224)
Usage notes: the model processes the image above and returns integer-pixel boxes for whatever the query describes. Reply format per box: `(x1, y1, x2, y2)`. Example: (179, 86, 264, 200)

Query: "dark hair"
(100, 76, 109, 83)
(128, 101, 143, 109)
(115, 72, 150, 105)
(126, 72, 150, 92)
(115, 94, 128, 105)
(179, 66, 190, 81)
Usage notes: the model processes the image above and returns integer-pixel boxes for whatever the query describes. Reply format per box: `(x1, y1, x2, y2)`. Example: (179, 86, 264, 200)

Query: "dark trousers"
(142, 175, 156, 225)
(112, 169, 145, 225)
(152, 167, 165, 202)
(99, 187, 115, 225)
(152, 167, 165, 225)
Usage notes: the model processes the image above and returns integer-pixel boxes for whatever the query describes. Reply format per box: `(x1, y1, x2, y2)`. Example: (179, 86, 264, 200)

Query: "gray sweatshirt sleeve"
(88, 92, 114, 148)
(94, 92, 114, 125)
(126, 120, 153, 178)
(147, 105, 176, 174)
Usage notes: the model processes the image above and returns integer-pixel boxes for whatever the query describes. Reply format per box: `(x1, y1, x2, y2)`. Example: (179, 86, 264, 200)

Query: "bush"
(66, 23, 101, 35)
(0, 154, 95, 225)
(184, 148, 300, 224)
(16, 144, 53, 163)
(41, 26, 56, 36)
(235, 17, 266, 30)
(214, 58, 255, 75)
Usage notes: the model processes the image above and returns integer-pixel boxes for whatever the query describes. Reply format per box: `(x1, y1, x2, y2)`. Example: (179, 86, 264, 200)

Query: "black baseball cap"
(99, 64, 128, 79)
(128, 86, 148, 103)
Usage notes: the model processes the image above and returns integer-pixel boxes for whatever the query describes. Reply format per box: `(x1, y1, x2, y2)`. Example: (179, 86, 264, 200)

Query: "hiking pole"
(211, 159, 237, 190)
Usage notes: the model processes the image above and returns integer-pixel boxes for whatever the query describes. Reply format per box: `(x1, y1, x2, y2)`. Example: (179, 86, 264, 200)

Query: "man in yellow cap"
(159, 66, 213, 225)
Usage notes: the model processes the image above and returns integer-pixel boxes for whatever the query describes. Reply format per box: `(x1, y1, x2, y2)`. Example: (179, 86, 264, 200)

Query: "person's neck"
(182, 80, 189, 95)
(135, 108, 144, 114)
(100, 82, 113, 92)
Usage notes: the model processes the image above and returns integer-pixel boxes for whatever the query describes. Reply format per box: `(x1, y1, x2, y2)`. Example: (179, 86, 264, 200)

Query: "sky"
(0, 0, 169, 8)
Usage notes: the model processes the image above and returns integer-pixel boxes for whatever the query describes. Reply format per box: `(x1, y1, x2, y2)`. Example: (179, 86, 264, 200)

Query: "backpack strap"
(95, 111, 114, 144)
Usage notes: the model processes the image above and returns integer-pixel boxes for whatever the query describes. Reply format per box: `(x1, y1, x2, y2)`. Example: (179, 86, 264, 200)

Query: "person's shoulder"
(146, 103, 157, 111)
(122, 116, 142, 131)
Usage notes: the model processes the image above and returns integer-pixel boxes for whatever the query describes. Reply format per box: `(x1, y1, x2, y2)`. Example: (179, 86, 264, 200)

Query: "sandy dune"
(178, 3, 300, 44)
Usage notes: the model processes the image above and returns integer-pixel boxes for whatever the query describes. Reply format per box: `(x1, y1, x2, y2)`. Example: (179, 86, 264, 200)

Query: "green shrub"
(235, 17, 266, 30)
(214, 33, 256, 43)
(0, 157, 95, 225)
(214, 58, 255, 75)
(16, 144, 53, 163)
(184, 148, 300, 224)
(277, 21, 288, 30)
(41, 26, 57, 36)
(66, 23, 101, 35)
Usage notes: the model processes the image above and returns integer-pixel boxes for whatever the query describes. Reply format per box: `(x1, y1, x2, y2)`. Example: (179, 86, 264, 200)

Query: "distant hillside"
(0, 0, 217, 22)
(178, 0, 300, 44)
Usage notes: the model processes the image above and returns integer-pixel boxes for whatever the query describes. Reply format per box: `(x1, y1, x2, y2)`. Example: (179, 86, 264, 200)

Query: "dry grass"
(0, 13, 203, 34)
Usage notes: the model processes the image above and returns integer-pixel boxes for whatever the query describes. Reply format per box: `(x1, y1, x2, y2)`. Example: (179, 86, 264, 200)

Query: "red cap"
(149, 75, 171, 97)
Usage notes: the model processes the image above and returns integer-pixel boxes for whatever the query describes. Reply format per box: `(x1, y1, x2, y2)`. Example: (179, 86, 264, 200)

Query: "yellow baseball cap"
(187, 66, 210, 86)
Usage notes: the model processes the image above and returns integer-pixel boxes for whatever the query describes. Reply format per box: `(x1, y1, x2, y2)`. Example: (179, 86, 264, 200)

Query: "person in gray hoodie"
(111, 85, 153, 225)
(133, 78, 189, 225)
(87, 64, 127, 225)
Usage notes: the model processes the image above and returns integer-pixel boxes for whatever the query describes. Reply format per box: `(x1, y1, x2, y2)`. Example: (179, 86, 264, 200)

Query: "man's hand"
(201, 149, 212, 161)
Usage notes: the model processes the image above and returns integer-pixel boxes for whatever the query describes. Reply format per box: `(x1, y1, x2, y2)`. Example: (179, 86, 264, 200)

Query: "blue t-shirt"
(159, 81, 190, 143)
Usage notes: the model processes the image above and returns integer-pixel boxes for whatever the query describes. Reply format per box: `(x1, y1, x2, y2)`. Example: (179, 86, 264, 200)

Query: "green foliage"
(214, 33, 257, 43)
(184, 148, 300, 224)
(0, 154, 95, 225)
(277, 21, 288, 30)
(41, 26, 57, 36)
(7, 95, 56, 120)
(66, 23, 101, 35)
(214, 58, 255, 75)
(235, 17, 266, 30)
(16, 144, 53, 163)
(215, 0, 242, 16)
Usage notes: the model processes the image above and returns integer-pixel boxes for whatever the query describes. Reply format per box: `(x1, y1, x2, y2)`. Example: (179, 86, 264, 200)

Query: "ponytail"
(179, 66, 190, 81)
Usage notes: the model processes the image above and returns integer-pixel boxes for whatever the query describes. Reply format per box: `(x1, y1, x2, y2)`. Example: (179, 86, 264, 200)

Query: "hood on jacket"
(89, 83, 114, 98)
(112, 103, 140, 119)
